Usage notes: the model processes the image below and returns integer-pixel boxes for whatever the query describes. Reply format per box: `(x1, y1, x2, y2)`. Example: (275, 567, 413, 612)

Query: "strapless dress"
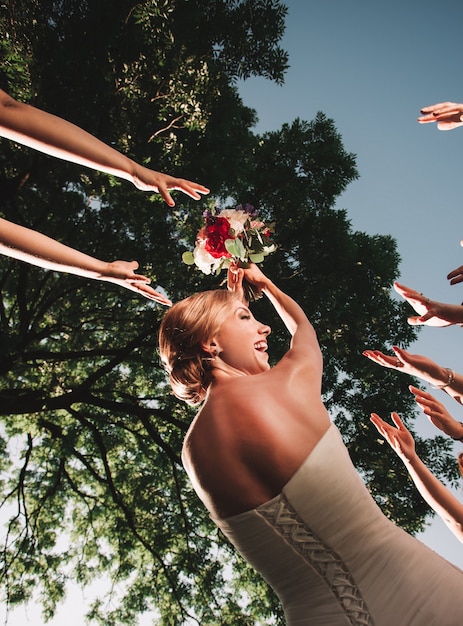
(212, 424, 463, 625)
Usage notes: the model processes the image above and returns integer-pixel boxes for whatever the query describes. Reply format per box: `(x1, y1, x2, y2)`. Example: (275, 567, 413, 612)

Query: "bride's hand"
(241, 263, 269, 291)
(227, 263, 269, 303)
(227, 263, 245, 300)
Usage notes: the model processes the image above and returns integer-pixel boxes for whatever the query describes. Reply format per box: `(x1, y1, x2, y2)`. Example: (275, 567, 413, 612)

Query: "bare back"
(182, 349, 331, 519)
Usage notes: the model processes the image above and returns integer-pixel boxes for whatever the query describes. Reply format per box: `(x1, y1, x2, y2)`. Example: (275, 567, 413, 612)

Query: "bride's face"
(212, 301, 271, 375)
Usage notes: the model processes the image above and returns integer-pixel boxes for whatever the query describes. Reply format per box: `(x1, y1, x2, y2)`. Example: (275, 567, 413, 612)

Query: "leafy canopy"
(0, 1, 455, 624)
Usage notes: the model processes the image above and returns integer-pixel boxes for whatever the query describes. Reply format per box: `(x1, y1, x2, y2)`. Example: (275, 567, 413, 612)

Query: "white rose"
(193, 243, 222, 274)
(219, 209, 248, 234)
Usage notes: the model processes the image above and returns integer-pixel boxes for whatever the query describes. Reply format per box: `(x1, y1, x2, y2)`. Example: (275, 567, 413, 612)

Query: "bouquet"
(182, 203, 277, 301)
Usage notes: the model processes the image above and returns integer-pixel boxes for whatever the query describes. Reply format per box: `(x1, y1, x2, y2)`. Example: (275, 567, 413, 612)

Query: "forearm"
(404, 454, 463, 542)
(262, 279, 318, 344)
(432, 366, 463, 405)
(0, 218, 108, 277)
(0, 91, 137, 184)
(433, 302, 463, 325)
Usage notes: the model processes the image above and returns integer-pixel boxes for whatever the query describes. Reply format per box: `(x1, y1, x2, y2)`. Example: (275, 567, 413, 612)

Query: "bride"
(159, 262, 463, 625)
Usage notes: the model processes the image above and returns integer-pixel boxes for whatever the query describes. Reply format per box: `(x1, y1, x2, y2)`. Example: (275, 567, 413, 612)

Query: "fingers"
(106, 260, 172, 304)
(406, 312, 451, 328)
(393, 282, 434, 319)
(169, 180, 210, 205)
(371, 412, 408, 442)
(418, 103, 463, 129)
(407, 309, 442, 325)
(393, 281, 421, 300)
(179, 181, 210, 197)
(227, 263, 244, 293)
(437, 121, 463, 131)
(410, 384, 450, 416)
(409, 385, 439, 412)
(151, 177, 210, 206)
(362, 349, 395, 368)
(392, 345, 414, 364)
(158, 184, 175, 207)
(409, 385, 461, 438)
(370, 413, 388, 435)
(419, 102, 460, 116)
(363, 350, 390, 366)
(390, 412, 406, 430)
(370, 412, 403, 445)
(420, 102, 453, 114)
(105, 260, 150, 281)
(362, 348, 404, 369)
(129, 282, 172, 305)
(447, 265, 463, 285)
(406, 315, 425, 326)
(409, 384, 452, 425)
(127, 272, 150, 284)
(409, 384, 434, 402)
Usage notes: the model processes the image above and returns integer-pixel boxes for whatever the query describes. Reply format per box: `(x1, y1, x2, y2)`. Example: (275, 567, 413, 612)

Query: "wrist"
(451, 422, 463, 442)
(432, 367, 455, 390)
(402, 451, 420, 469)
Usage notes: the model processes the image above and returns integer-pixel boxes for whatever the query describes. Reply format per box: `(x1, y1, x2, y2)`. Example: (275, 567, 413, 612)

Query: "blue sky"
(7, 1, 463, 624)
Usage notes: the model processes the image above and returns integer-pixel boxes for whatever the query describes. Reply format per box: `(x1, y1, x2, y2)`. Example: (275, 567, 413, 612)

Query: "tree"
(0, 1, 457, 624)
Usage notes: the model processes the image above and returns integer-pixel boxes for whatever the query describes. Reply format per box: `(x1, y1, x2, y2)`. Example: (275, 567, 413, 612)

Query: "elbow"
(0, 90, 20, 110)
(443, 516, 463, 543)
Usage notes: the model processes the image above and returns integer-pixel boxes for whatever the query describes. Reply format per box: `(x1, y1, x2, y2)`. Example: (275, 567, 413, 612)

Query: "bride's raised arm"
(229, 263, 321, 365)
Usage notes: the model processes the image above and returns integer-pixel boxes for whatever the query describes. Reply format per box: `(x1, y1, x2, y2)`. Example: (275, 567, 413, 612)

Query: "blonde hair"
(158, 289, 240, 406)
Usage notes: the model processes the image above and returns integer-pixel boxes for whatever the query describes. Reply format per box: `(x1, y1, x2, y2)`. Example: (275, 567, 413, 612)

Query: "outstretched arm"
(371, 411, 463, 542)
(418, 102, 463, 131)
(393, 282, 463, 327)
(363, 345, 463, 405)
(0, 89, 209, 206)
(0, 217, 171, 305)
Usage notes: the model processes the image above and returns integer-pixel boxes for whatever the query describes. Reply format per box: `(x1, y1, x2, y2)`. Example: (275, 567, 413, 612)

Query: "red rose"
(204, 217, 234, 258)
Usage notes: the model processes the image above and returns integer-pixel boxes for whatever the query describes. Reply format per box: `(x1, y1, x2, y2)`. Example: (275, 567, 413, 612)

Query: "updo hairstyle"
(158, 289, 239, 406)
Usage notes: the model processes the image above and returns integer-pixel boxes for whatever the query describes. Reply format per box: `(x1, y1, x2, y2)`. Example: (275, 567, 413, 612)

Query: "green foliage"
(0, 1, 456, 624)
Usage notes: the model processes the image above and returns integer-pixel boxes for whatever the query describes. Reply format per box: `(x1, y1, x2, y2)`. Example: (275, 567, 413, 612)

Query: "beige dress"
(212, 424, 463, 625)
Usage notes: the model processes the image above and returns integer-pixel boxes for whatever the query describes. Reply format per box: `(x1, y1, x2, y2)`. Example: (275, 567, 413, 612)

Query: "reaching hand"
(362, 345, 447, 388)
(370, 412, 416, 464)
(394, 281, 459, 327)
(132, 165, 210, 206)
(418, 102, 463, 131)
(409, 385, 463, 439)
(99, 260, 172, 306)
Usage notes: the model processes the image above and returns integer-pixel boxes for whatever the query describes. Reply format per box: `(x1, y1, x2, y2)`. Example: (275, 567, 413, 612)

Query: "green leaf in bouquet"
(225, 237, 247, 259)
(182, 251, 195, 265)
(249, 252, 265, 263)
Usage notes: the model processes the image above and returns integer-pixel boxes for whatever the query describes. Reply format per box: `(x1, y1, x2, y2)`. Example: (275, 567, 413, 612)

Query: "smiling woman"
(158, 263, 463, 625)
(212, 301, 271, 375)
